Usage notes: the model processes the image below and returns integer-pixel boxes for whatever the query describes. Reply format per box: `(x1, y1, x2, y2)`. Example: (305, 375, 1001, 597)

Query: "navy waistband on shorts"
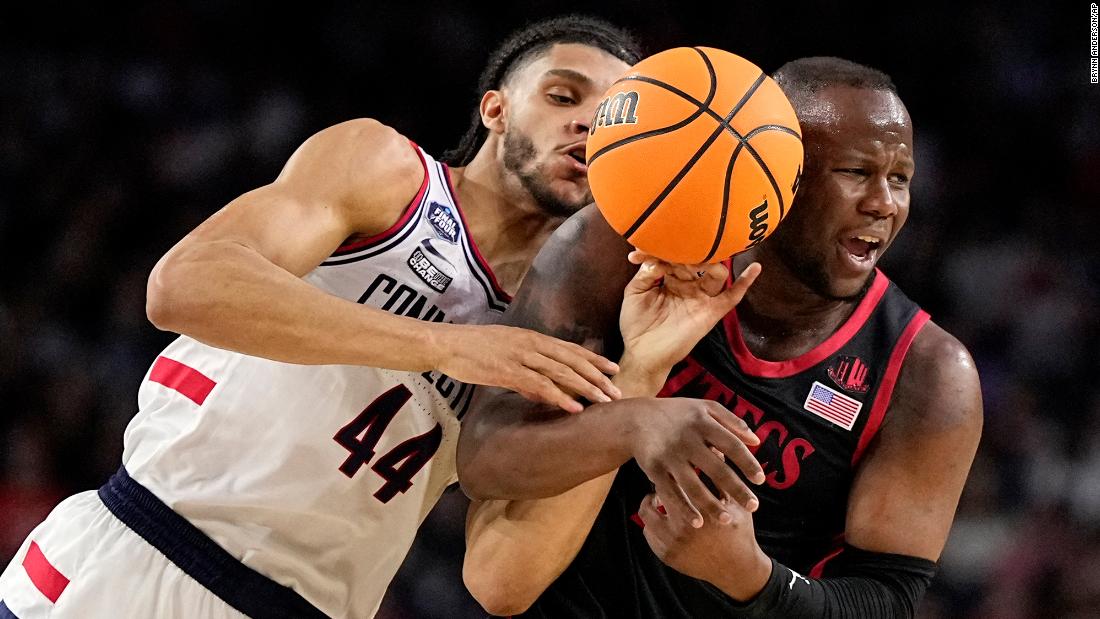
(98, 467, 329, 619)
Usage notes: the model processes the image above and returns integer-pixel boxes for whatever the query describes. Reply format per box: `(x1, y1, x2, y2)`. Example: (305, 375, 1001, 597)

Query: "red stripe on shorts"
(149, 356, 216, 405)
(23, 541, 69, 603)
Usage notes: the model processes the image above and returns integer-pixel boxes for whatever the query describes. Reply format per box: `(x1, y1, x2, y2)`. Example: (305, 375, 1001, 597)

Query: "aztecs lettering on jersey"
(425, 201, 459, 243)
(659, 357, 815, 491)
(406, 240, 455, 293)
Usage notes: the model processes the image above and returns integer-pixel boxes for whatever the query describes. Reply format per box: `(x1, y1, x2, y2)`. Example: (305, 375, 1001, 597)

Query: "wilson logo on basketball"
(827, 355, 871, 394)
(590, 90, 639, 135)
(746, 199, 769, 247)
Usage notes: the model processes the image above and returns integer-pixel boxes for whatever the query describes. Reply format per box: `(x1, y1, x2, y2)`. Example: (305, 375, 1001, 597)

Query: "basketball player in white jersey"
(0, 16, 641, 619)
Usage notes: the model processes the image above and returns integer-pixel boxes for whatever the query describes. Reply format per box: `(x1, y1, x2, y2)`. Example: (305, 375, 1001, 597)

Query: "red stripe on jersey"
(808, 544, 845, 578)
(23, 541, 69, 603)
(332, 140, 430, 255)
(851, 310, 931, 466)
(149, 356, 216, 405)
(441, 164, 513, 303)
(722, 270, 890, 378)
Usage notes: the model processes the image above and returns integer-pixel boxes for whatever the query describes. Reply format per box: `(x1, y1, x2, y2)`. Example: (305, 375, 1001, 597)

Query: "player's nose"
(858, 177, 898, 219)
(569, 118, 590, 136)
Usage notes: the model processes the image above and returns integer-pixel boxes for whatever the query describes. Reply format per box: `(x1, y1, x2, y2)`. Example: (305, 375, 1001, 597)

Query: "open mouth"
(840, 234, 882, 264)
(564, 145, 588, 171)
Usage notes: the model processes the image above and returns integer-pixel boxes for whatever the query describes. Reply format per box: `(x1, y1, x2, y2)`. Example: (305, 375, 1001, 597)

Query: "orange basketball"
(586, 47, 803, 264)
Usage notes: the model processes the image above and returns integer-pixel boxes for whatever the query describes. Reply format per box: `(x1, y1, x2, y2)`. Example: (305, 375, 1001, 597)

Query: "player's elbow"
(463, 559, 539, 616)
(145, 245, 208, 332)
(146, 257, 184, 331)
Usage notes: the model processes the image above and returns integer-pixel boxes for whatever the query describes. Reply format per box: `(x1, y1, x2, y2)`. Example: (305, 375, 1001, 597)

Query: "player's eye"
(836, 168, 868, 177)
(888, 173, 910, 185)
(548, 93, 576, 105)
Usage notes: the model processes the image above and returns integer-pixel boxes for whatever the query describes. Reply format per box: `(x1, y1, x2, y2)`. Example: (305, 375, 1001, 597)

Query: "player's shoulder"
(891, 320, 983, 433)
(278, 118, 426, 231)
(294, 118, 423, 181)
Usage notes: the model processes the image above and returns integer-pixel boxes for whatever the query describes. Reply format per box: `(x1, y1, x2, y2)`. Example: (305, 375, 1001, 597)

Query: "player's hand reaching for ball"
(619, 251, 761, 382)
(434, 324, 621, 414)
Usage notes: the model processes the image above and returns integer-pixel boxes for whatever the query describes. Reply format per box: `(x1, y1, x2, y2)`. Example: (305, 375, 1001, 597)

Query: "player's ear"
(480, 90, 506, 134)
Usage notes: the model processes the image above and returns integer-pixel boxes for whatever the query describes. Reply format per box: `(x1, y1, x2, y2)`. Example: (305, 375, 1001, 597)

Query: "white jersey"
(120, 145, 510, 618)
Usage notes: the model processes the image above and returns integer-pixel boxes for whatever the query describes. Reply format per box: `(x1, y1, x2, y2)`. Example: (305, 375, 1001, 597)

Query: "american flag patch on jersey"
(803, 381, 863, 430)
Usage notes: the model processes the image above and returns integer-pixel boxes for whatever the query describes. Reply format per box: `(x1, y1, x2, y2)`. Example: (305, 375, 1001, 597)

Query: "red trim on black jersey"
(722, 270, 890, 378)
(440, 164, 514, 303)
(808, 544, 845, 578)
(851, 309, 931, 466)
(330, 141, 430, 256)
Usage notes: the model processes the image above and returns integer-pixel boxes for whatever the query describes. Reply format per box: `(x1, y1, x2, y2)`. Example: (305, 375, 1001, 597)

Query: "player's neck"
(449, 151, 565, 293)
(732, 249, 860, 354)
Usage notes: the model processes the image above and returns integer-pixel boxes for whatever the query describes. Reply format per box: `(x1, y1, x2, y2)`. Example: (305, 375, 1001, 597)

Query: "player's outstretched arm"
(636, 321, 982, 618)
(145, 119, 619, 410)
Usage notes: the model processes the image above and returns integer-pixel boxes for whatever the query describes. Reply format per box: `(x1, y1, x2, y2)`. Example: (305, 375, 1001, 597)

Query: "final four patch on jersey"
(803, 381, 863, 431)
(425, 202, 459, 243)
(407, 239, 456, 292)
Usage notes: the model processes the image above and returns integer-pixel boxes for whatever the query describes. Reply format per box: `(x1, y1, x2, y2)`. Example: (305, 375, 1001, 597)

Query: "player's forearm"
(464, 473, 617, 616)
(458, 367, 667, 500)
(147, 240, 446, 369)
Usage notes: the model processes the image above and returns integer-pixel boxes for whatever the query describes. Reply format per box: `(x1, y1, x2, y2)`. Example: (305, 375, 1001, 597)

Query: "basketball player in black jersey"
(455, 57, 982, 617)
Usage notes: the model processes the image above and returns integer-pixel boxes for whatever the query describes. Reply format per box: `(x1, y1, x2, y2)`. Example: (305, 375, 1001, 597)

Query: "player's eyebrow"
(543, 69, 594, 87)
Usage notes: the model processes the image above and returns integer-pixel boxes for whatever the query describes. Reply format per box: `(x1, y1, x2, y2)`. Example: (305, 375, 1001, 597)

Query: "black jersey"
(521, 270, 929, 618)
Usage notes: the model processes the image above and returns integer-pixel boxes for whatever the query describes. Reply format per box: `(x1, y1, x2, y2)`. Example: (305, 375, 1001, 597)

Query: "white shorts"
(0, 491, 242, 619)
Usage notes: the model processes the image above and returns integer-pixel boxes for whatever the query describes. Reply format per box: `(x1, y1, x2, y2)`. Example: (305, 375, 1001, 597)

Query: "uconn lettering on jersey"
(660, 357, 814, 490)
(357, 273, 474, 415)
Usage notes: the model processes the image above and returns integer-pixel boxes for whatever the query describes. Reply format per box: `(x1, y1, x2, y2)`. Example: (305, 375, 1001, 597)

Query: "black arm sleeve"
(730, 545, 939, 619)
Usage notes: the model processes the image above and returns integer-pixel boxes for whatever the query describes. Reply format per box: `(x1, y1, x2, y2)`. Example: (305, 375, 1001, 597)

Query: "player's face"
(500, 43, 631, 216)
(767, 86, 914, 300)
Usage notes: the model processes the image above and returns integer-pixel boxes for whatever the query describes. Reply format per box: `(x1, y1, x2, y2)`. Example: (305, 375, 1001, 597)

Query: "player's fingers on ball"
(653, 473, 703, 530)
(625, 258, 671, 295)
(627, 249, 654, 265)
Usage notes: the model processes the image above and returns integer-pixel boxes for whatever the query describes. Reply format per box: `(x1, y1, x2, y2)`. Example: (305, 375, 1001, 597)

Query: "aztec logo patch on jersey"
(425, 202, 459, 243)
(407, 239, 456, 292)
(826, 355, 870, 393)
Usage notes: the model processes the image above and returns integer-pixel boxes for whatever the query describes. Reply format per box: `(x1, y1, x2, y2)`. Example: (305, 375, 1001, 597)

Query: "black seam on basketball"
(705, 140, 747, 263)
(743, 124, 802, 141)
(588, 49, 718, 166)
(622, 123, 727, 239)
(743, 142, 787, 219)
(616, 75, 731, 130)
(722, 71, 768, 124)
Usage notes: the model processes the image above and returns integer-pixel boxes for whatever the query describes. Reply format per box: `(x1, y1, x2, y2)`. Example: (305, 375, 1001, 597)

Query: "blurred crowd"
(1, 3, 1097, 617)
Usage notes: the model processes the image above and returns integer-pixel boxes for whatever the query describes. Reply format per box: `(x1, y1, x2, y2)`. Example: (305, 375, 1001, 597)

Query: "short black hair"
(772, 56, 897, 118)
(442, 15, 642, 166)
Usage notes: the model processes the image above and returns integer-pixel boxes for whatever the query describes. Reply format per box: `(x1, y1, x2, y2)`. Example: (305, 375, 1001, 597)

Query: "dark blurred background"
(1, 1, 1097, 617)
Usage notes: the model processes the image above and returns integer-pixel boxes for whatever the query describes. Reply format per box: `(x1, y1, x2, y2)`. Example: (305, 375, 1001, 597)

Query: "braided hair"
(442, 15, 642, 166)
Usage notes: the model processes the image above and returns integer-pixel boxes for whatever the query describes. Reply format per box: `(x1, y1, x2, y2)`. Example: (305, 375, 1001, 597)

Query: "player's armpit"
(463, 473, 617, 616)
(843, 321, 983, 561)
